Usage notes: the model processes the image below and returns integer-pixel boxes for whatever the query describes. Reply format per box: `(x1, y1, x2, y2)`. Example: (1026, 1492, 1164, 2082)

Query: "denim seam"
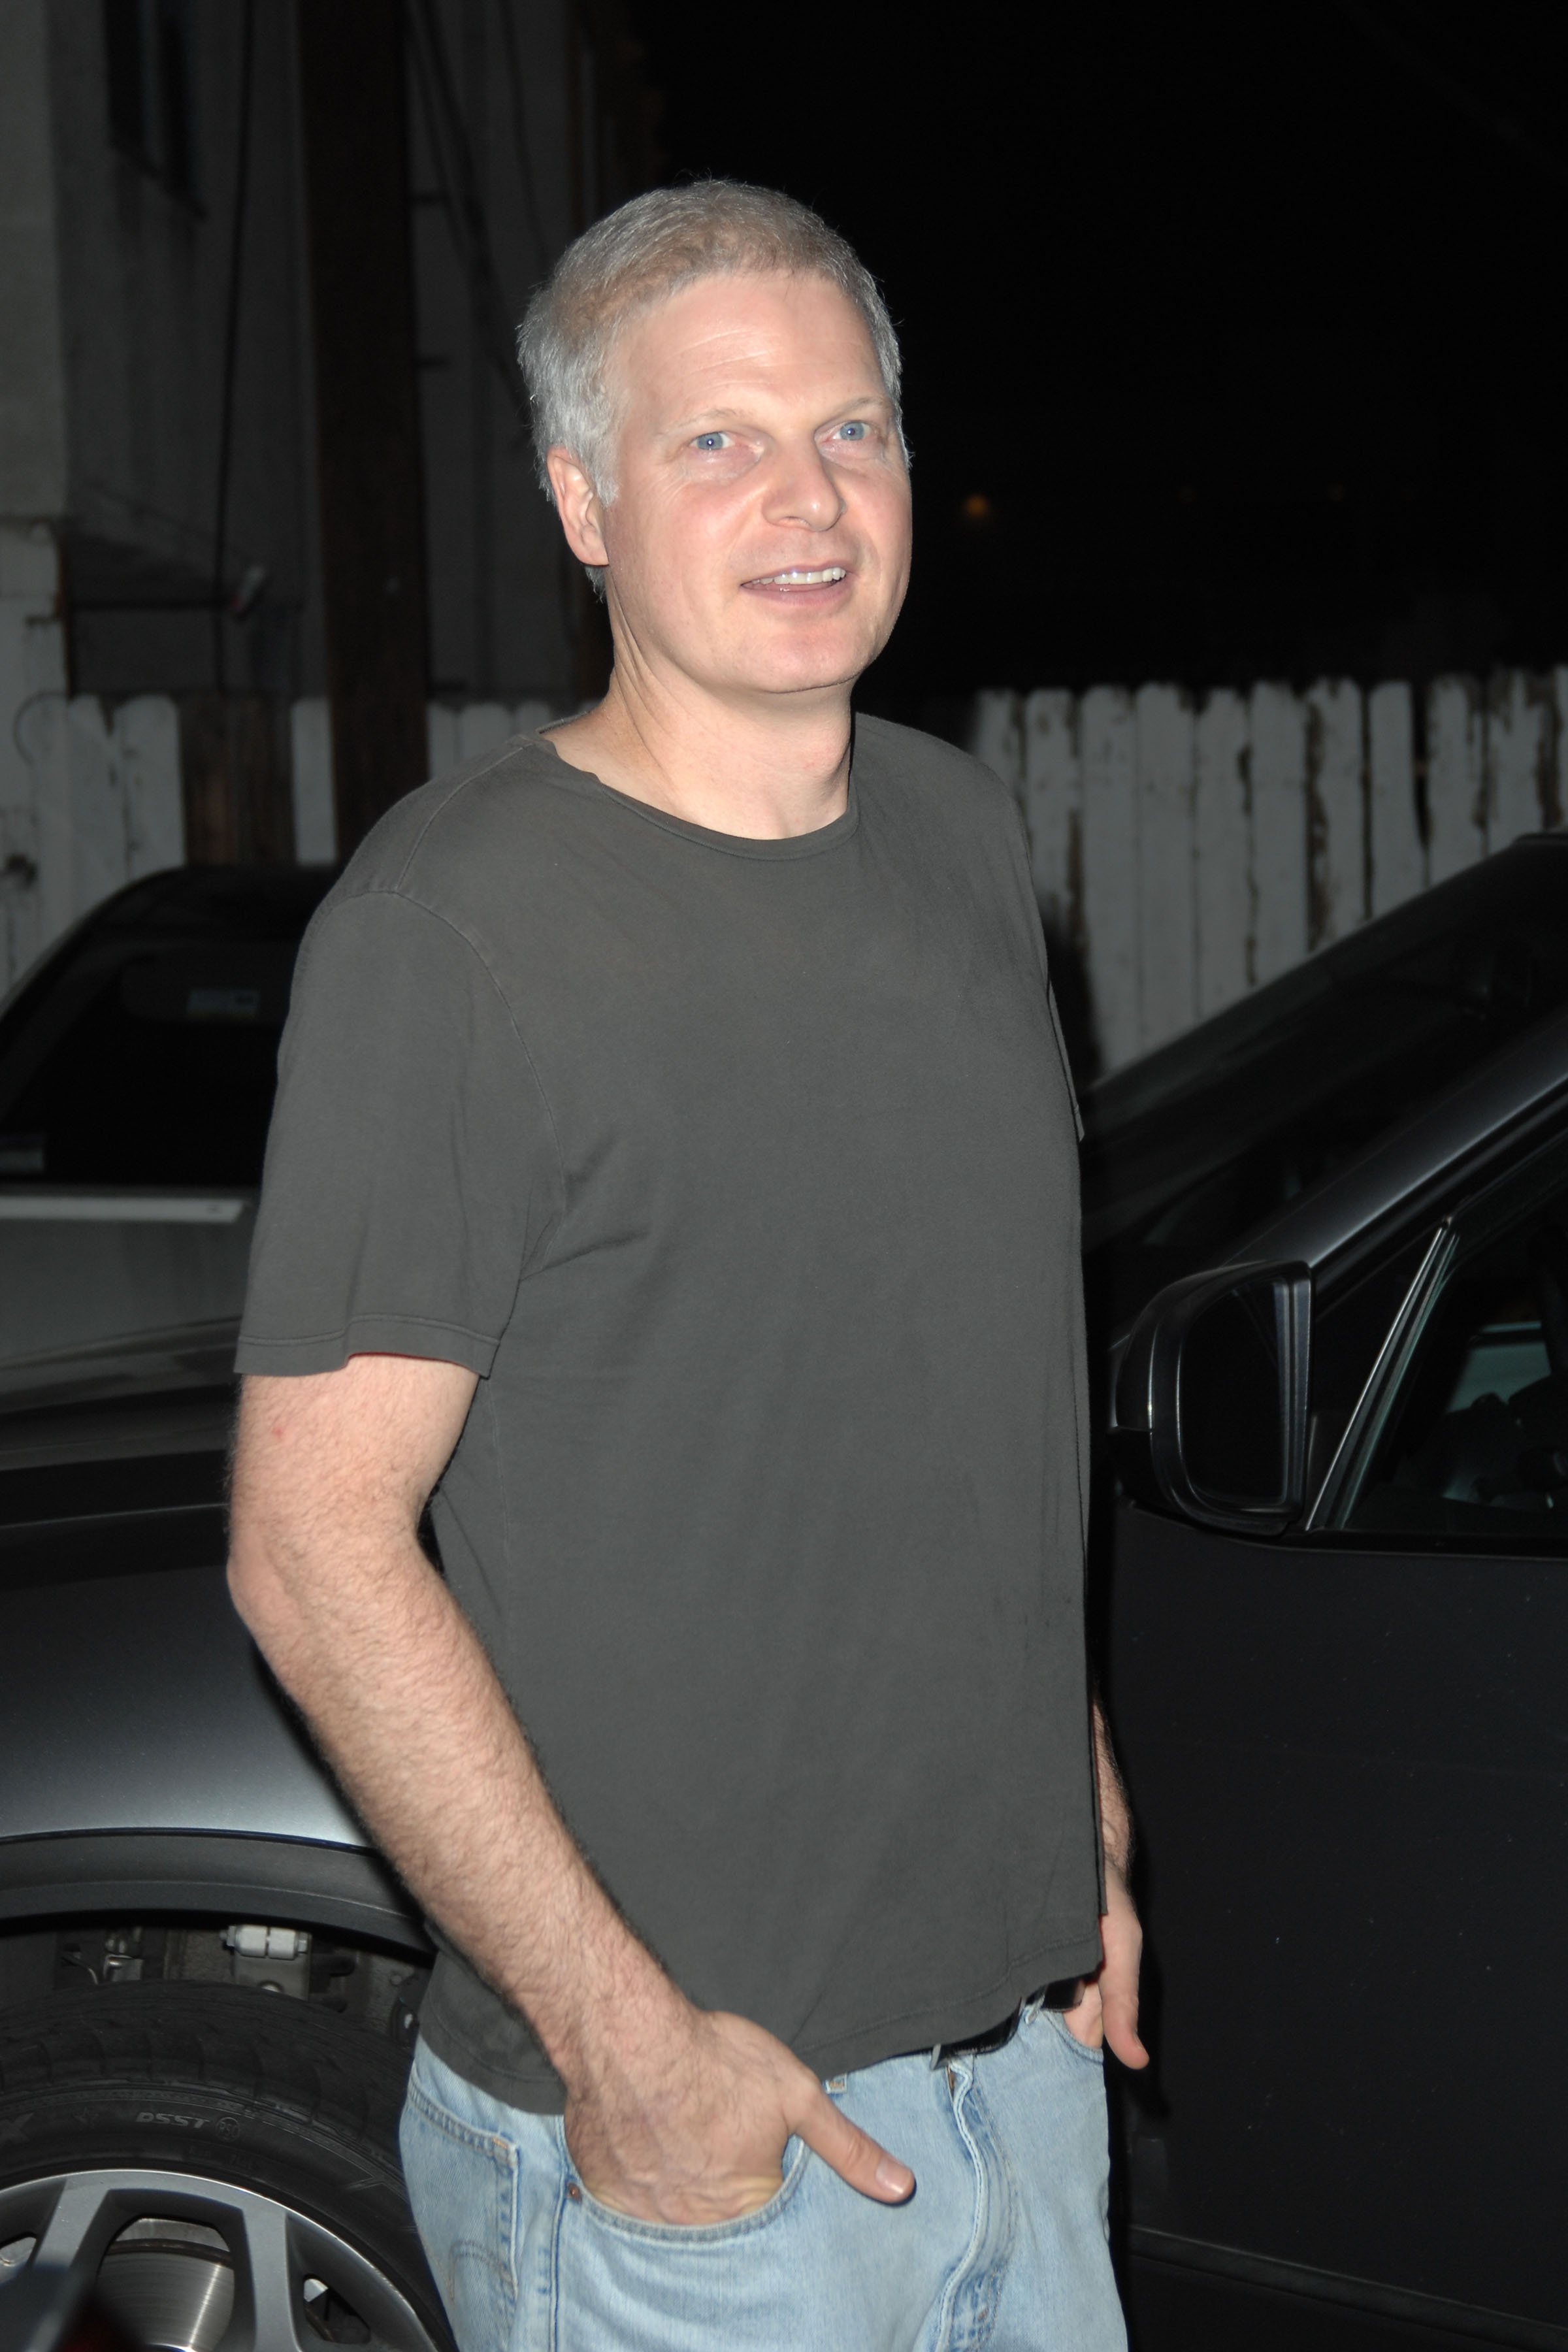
(934, 2068, 990, 2352)
(960, 2078, 1017, 2352)
(546, 2139, 571, 2352)
(404, 2075, 521, 2302)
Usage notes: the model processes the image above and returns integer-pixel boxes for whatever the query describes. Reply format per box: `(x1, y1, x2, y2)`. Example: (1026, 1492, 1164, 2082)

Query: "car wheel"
(0, 1982, 450, 2351)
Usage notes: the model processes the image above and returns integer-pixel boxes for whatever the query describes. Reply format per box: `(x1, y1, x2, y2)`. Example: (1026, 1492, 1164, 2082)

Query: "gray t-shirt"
(237, 716, 1102, 2110)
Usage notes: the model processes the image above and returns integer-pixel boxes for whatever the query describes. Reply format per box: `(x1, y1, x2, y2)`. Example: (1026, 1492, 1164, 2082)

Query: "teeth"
(754, 566, 846, 585)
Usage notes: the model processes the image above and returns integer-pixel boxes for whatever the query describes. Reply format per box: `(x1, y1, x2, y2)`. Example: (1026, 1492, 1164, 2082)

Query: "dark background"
(624, 0, 1567, 728)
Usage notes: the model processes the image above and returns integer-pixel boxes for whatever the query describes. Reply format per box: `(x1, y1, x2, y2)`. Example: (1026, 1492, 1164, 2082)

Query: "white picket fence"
(287, 696, 560, 862)
(3, 659, 1565, 1066)
(972, 672, 1567, 1073)
(0, 691, 564, 995)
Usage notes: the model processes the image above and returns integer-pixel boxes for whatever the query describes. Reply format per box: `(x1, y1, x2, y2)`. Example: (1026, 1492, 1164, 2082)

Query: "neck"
(546, 650, 855, 841)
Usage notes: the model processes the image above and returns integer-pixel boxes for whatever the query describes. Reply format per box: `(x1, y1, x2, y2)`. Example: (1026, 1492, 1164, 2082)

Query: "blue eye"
(837, 420, 869, 442)
(693, 432, 728, 451)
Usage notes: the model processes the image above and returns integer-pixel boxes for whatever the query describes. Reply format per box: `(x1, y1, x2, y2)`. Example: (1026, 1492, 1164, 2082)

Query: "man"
(229, 180, 1145, 2351)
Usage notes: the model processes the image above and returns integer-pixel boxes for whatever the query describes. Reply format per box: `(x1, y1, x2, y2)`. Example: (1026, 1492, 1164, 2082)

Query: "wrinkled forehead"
(599, 269, 887, 421)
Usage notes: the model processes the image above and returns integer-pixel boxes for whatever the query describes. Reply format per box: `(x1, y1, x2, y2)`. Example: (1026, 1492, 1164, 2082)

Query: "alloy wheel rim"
(0, 2166, 442, 2352)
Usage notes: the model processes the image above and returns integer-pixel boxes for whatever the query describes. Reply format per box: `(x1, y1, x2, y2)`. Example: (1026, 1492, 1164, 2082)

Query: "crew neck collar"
(531, 732, 861, 862)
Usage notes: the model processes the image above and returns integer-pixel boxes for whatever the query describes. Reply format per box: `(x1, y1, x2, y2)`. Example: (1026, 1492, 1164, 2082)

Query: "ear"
(546, 448, 610, 572)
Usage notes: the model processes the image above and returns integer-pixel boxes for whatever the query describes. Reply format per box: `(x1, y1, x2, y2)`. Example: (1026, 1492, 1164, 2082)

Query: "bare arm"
(1063, 1698, 1149, 2067)
(227, 1355, 913, 2221)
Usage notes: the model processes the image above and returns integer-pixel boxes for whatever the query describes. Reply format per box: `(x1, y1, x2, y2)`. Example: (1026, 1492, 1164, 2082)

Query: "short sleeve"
(236, 891, 562, 1377)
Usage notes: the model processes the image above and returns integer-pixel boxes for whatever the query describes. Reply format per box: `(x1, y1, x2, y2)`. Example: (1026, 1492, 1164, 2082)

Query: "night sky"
(623, 0, 1567, 727)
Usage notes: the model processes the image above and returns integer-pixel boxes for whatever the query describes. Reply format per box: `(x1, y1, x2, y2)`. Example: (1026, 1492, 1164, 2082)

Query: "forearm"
(1092, 1698, 1133, 1878)
(229, 1523, 681, 2091)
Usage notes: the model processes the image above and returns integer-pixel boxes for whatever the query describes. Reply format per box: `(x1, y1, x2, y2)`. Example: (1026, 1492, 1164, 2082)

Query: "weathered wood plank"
(1134, 683, 1196, 1052)
(1079, 685, 1139, 1071)
(969, 690, 1025, 814)
(1426, 676, 1485, 880)
(0, 525, 66, 989)
(1306, 678, 1364, 946)
(33, 697, 130, 946)
(1249, 682, 1308, 986)
(1486, 670, 1552, 847)
(1021, 689, 1079, 943)
(68, 696, 128, 913)
(290, 698, 337, 863)
(1194, 689, 1251, 1016)
(114, 696, 184, 878)
(28, 693, 77, 953)
(1367, 681, 1423, 914)
(426, 704, 461, 777)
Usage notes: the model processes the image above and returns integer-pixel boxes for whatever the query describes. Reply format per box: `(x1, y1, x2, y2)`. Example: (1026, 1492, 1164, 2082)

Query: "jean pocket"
(558, 2126, 810, 2247)
(1039, 2006, 1106, 2066)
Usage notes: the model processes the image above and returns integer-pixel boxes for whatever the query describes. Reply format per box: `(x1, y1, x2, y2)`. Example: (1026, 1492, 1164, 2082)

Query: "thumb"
(787, 2077, 915, 2204)
(1102, 1983, 1150, 2070)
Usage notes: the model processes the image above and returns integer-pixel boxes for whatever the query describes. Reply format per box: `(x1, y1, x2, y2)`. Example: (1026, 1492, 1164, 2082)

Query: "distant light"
(960, 493, 992, 523)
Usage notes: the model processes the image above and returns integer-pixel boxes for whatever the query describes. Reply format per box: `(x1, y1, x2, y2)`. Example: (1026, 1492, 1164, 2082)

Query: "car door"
(1107, 1122, 1568, 2350)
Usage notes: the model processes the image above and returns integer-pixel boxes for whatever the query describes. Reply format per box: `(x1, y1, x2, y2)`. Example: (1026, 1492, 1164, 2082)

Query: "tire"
(0, 1982, 451, 2352)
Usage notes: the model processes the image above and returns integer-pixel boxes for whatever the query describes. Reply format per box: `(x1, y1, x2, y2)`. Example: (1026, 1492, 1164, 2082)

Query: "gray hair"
(517, 180, 904, 591)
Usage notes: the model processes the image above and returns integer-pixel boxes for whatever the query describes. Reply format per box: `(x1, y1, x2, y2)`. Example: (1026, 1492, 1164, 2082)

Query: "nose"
(761, 435, 846, 532)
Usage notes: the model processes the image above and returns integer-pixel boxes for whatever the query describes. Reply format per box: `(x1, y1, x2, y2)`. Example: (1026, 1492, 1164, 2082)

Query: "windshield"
(0, 867, 329, 1394)
(1081, 840, 1568, 1328)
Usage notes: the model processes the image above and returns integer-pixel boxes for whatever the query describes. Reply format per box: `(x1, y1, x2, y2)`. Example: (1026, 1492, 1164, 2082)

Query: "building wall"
(43, 0, 320, 701)
(0, 0, 70, 522)
(1, 1, 634, 723)
(411, 0, 576, 702)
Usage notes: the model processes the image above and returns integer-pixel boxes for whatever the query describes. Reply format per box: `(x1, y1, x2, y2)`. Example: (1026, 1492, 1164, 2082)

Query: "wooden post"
(296, 0, 430, 856)
(180, 694, 293, 866)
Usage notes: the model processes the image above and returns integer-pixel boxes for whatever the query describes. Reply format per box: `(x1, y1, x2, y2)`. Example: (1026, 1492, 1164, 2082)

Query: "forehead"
(608, 272, 884, 419)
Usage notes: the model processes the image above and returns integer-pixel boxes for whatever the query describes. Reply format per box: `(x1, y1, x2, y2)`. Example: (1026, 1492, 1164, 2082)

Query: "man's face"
(557, 272, 912, 705)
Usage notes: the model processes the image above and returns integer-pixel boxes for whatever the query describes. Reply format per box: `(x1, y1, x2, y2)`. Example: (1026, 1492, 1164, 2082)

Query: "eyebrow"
(666, 392, 893, 433)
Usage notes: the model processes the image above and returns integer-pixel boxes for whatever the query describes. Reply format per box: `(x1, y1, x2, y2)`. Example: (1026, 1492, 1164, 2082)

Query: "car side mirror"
(1111, 1261, 1312, 1535)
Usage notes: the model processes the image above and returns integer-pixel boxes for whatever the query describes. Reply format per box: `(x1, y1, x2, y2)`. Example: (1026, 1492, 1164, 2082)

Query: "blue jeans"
(399, 2001, 1126, 2352)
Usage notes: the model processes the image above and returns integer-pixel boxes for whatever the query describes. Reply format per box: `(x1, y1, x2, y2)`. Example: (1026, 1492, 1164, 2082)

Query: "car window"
(1343, 1157, 1568, 1543)
(0, 870, 329, 1388)
(0, 940, 299, 1188)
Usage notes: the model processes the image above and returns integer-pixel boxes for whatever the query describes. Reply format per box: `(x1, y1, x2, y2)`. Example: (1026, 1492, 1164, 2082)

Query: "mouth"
(740, 564, 850, 591)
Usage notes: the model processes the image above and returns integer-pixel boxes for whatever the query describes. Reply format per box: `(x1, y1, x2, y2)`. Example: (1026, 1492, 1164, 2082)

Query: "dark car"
(0, 843, 1564, 2351)
(1090, 847, 1568, 2347)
